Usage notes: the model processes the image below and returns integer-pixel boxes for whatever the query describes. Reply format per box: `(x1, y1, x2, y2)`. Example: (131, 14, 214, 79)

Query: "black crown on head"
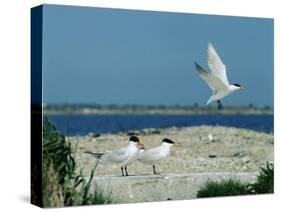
(129, 136, 139, 142)
(233, 83, 242, 87)
(162, 138, 175, 144)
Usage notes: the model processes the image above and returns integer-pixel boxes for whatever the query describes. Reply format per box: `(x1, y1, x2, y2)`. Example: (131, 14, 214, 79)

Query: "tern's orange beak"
(138, 141, 145, 147)
(173, 143, 181, 148)
(240, 86, 245, 90)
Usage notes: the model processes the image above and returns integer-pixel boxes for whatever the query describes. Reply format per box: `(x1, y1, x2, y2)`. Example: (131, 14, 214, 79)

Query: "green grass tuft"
(197, 162, 274, 198)
(197, 178, 250, 198)
(248, 162, 274, 194)
(43, 117, 112, 207)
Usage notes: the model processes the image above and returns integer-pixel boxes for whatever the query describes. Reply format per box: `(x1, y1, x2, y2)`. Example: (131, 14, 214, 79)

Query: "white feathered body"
(100, 142, 140, 166)
(207, 85, 240, 104)
(195, 43, 241, 105)
(138, 142, 172, 164)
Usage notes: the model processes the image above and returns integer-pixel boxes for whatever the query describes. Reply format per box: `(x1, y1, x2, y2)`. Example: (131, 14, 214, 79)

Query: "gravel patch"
(68, 126, 273, 177)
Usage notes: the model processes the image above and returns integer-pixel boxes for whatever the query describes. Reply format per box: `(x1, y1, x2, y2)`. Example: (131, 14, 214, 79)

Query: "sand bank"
(68, 126, 273, 176)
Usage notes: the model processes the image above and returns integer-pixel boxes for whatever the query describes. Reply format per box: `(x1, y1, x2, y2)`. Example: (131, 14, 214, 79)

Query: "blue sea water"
(47, 114, 273, 136)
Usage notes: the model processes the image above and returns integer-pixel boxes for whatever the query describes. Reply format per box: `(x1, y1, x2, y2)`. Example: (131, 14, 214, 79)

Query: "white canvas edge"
(0, 0, 279, 212)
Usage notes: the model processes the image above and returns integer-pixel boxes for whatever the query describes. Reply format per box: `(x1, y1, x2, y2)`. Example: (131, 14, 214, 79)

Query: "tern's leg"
(121, 166, 124, 176)
(153, 164, 159, 175)
(219, 100, 223, 110)
(217, 100, 220, 110)
(124, 166, 129, 176)
(217, 100, 223, 110)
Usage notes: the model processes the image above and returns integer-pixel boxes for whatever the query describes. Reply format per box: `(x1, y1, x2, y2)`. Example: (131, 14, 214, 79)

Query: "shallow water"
(47, 114, 273, 136)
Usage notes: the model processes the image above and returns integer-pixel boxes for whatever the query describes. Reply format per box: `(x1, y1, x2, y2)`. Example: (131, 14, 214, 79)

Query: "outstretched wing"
(207, 43, 230, 86)
(195, 62, 227, 93)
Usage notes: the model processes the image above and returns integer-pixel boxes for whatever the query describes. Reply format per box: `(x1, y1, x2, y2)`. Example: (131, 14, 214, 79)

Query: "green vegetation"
(248, 162, 274, 194)
(43, 117, 112, 207)
(197, 162, 274, 198)
(197, 178, 250, 198)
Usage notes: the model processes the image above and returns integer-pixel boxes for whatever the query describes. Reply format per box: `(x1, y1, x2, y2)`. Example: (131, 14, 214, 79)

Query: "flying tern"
(85, 136, 144, 176)
(138, 138, 180, 174)
(195, 42, 244, 110)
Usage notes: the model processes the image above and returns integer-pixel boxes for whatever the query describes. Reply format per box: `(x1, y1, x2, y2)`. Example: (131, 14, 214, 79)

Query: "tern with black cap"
(138, 138, 180, 174)
(85, 136, 144, 176)
(194, 42, 244, 110)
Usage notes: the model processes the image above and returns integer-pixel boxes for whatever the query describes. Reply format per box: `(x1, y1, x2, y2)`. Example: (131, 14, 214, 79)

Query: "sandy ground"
(67, 126, 273, 177)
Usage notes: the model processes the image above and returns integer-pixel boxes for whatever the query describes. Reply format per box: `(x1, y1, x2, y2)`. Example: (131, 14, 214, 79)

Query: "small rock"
(88, 132, 101, 138)
(208, 154, 217, 158)
(140, 128, 160, 135)
(93, 133, 101, 138)
(127, 131, 139, 136)
(88, 132, 94, 137)
(208, 134, 214, 142)
(242, 157, 251, 164)
(151, 130, 161, 134)
(232, 152, 245, 158)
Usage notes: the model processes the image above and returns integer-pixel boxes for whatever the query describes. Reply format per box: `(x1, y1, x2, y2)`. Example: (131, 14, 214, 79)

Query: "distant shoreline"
(44, 105, 273, 115)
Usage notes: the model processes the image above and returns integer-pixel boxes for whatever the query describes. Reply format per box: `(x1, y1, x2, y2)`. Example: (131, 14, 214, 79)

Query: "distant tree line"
(44, 103, 272, 110)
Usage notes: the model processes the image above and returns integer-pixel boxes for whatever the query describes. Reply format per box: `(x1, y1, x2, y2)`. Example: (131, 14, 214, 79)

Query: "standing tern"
(195, 42, 244, 110)
(138, 138, 180, 174)
(85, 136, 144, 176)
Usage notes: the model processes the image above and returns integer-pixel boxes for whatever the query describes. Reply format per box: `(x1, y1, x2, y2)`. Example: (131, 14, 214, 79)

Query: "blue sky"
(42, 4, 273, 107)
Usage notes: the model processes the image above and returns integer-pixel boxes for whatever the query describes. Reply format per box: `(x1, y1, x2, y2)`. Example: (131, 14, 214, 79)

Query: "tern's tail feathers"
(206, 95, 215, 105)
(84, 151, 104, 159)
